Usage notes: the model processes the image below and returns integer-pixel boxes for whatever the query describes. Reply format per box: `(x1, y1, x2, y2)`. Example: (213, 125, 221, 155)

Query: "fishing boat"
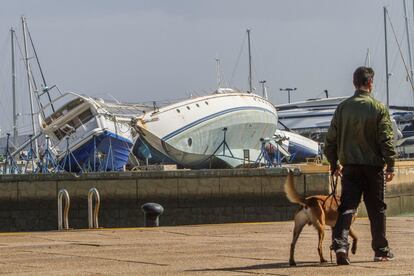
(39, 92, 151, 171)
(133, 88, 278, 168)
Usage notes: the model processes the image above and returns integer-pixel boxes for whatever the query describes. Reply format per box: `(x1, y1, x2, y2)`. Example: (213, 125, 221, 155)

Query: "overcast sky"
(0, 0, 413, 135)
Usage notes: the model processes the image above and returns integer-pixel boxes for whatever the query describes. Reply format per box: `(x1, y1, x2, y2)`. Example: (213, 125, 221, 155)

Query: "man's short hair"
(353, 66, 375, 88)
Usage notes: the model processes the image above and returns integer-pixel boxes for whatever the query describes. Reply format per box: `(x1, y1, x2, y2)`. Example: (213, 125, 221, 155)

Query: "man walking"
(324, 66, 396, 265)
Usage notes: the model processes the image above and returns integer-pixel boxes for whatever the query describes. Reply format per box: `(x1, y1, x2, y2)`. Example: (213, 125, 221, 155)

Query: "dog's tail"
(284, 170, 306, 206)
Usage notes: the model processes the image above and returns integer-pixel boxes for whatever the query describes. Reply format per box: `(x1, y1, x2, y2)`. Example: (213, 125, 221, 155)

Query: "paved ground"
(0, 217, 413, 275)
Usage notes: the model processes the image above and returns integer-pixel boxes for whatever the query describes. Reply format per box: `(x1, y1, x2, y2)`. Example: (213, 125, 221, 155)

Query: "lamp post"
(279, 88, 297, 103)
(259, 80, 267, 99)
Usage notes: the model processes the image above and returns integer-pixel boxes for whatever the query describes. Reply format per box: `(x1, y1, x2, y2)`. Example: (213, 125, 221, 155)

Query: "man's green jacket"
(324, 90, 396, 171)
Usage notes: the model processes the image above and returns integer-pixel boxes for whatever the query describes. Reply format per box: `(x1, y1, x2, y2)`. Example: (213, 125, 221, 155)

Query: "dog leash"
(322, 174, 339, 209)
(325, 174, 340, 264)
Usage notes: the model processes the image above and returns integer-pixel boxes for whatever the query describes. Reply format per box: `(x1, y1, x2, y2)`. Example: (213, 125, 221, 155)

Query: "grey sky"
(0, 0, 413, 135)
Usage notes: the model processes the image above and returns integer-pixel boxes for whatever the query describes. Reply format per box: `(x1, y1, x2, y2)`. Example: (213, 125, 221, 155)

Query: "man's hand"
(330, 164, 343, 177)
(385, 171, 394, 183)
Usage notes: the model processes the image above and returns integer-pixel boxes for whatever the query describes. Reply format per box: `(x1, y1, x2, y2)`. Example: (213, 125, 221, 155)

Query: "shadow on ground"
(186, 260, 382, 274)
(187, 261, 334, 274)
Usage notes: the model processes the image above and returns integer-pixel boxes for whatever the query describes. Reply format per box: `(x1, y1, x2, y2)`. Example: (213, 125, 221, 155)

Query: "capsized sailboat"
(132, 88, 278, 168)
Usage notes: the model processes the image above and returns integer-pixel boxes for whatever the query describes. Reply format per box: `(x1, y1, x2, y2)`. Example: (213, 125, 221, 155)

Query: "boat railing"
(141, 91, 260, 117)
(41, 91, 85, 111)
(40, 92, 93, 123)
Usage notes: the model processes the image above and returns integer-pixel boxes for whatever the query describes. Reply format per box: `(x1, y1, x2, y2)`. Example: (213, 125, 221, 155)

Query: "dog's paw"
(320, 259, 328, 263)
(351, 245, 357, 255)
(289, 260, 296, 266)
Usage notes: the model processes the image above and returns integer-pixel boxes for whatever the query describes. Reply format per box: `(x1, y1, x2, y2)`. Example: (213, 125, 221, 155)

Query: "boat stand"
(211, 127, 235, 155)
(100, 138, 115, 171)
(61, 136, 83, 173)
(23, 135, 37, 173)
(2, 133, 21, 174)
(83, 135, 101, 172)
(36, 135, 62, 173)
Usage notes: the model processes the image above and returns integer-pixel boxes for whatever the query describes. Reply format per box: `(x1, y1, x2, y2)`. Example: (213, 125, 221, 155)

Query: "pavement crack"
(161, 230, 194, 236)
(232, 270, 288, 275)
(71, 242, 102, 247)
(217, 255, 279, 261)
(23, 250, 169, 267)
(161, 230, 226, 238)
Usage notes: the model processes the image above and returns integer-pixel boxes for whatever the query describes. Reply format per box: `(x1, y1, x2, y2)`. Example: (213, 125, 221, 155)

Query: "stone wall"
(358, 162, 414, 217)
(0, 163, 413, 232)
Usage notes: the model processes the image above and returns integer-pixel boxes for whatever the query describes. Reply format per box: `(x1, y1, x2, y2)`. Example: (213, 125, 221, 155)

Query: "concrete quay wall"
(0, 163, 413, 232)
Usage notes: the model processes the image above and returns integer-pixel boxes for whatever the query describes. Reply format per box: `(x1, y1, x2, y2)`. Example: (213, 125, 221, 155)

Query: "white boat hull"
(135, 91, 277, 168)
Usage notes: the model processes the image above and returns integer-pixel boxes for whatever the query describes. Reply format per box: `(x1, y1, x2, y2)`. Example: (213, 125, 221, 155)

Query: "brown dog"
(284, 171, 358, 266)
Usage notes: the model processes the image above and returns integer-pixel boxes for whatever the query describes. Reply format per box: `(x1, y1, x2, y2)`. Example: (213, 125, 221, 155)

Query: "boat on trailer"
(132, 88, 278, 169)
(39, 92, 151, 171)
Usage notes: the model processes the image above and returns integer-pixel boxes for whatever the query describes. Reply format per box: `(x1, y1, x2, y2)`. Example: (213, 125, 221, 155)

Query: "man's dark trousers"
(333, 165, 389, 253)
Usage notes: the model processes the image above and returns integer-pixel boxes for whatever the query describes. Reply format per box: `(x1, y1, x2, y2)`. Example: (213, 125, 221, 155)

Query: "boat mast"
(26, 24, 55, 115)
(215, 58, 221, 89)
(11, 28, 18, 148)
(21, 16, 39, 155)
(384, 7, 390, 108)
(403, 0, 414, 101)
(247, 29, 252, 93)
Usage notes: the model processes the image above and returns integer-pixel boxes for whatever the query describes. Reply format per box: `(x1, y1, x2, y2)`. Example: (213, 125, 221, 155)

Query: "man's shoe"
(336, 250, 350, 265)
(374, 250, 395, 262)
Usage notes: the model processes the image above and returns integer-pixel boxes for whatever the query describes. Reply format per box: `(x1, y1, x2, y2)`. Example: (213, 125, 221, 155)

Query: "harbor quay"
(0, 217, 413, 275)
(0, 161, 413, 232)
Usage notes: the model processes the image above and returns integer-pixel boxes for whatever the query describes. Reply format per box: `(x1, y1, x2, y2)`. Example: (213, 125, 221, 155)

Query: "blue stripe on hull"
(60, 131, 133, 172)
(162, 106, 276, 141)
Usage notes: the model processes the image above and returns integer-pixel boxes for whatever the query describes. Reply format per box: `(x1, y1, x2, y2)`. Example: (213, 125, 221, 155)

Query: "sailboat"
(133, 88, 278, 168)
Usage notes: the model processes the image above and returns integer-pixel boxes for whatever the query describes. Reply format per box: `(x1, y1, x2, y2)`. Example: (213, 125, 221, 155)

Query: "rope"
(386, 9, 414, 91)
(229, 33, 247, 86)
(325, 174, 340, 263)
(322, 174, 339, 209)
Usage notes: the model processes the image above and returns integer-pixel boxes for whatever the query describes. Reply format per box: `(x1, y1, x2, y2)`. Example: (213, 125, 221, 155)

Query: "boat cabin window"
(45, 98, 85, 125)
(78, 109, 94, 124)
(53, 109, 94, 140)
(67, 109, 93, 129)
(54, 129, 65, 140)
(176, 109, 181, 113)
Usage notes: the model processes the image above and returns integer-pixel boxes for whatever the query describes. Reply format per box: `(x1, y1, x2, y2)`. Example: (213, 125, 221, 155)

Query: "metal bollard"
(88, 188, 100, 229)
(58, 189, 70, 230)
(141, 203, 164, 227)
